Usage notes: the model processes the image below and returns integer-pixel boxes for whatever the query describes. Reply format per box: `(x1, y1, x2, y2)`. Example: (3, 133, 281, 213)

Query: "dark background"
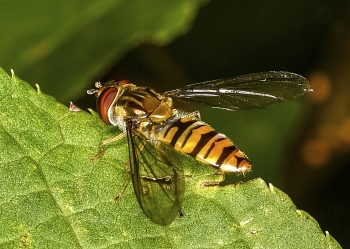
(77, 1, 350, 246)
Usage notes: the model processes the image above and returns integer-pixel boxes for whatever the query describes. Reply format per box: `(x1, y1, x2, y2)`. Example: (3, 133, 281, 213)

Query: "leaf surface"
(0, 69, 341, 248)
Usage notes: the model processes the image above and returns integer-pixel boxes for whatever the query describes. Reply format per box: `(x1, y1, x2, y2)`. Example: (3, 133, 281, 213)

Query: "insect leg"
(200, 171, 226, 187)
(115, 134, 145, 202)
(179, 209, 184, 219)
(114, 160, 131, 202)
(201, 181, 221, 187)
(102, 132, 127, 145)
(182, 110, 201, 121)
(90, 132, 127, 162)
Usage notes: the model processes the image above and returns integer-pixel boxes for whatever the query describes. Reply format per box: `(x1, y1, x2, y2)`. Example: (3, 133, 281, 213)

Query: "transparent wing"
(164, 71, 312, 111)
(126, 127, 184, 226)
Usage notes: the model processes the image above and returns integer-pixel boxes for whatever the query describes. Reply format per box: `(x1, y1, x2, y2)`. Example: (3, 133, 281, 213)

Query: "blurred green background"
(1, 0, 350, 247)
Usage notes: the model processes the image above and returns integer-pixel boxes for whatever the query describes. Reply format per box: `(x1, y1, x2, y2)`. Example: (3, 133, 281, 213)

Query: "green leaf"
(0, 69, 342, 248)
(0, 0, 207, 103)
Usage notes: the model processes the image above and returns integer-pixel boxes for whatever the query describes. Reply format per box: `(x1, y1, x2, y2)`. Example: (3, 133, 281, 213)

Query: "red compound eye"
(118, 79, 130, 85)
(97, 87, 117, 124)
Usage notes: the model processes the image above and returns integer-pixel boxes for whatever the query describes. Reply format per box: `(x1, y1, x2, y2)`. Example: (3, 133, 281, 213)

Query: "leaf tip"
(296, 209, 302, 216)
(268, 182, 275, 192)
(35, 84, 42, 94)
(87, 108, 97, 116)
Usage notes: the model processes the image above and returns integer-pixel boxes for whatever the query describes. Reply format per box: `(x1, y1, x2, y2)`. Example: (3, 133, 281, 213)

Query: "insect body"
(88, 71, 311, 225)
(156, 117, 250, 173)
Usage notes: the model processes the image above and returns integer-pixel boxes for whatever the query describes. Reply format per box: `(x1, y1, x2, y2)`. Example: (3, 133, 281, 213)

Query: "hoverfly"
(87, 71, 311, 226)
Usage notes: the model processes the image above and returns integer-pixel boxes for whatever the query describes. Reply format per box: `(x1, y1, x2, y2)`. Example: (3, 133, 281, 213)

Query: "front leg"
(90, 132, 127, 162)
(101, 132, 127, 146)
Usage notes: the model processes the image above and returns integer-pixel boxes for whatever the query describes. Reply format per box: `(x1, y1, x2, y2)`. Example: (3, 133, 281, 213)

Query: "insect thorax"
(108, 86, 177, 133)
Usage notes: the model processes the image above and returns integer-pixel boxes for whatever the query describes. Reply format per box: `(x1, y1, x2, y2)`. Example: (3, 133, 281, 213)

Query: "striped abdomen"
(157, 118, 251, 173)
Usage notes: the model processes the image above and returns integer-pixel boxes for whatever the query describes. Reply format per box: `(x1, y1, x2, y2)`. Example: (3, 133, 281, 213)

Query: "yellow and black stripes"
(158, 118, 251, 173)
(117, 88, 160, 113)
(95, 82, 251, 173)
